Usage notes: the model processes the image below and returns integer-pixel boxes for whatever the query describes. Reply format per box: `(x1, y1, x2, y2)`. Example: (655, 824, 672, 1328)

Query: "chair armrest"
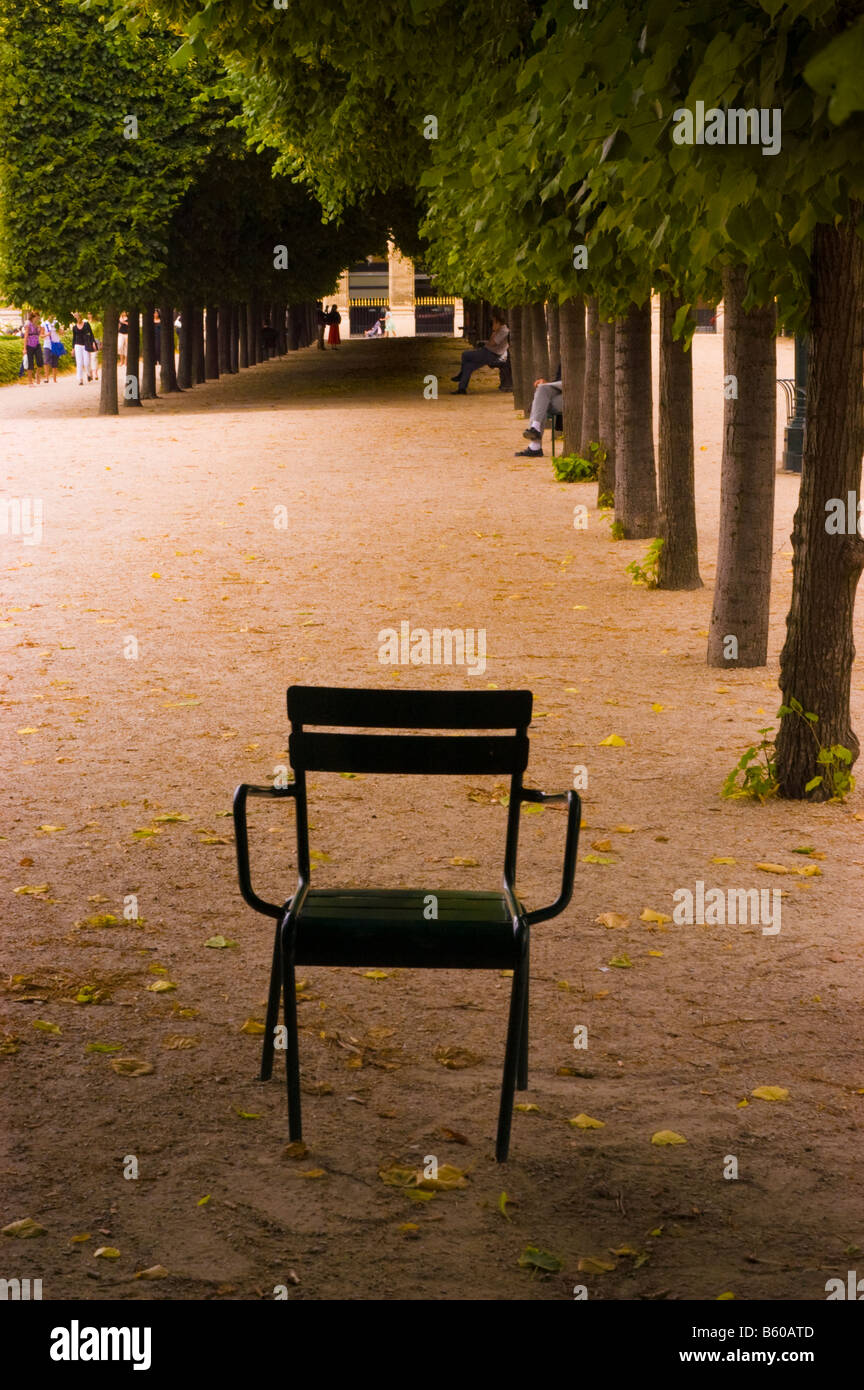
(233, 782, 296, 920)
(519, 788, 582, 926)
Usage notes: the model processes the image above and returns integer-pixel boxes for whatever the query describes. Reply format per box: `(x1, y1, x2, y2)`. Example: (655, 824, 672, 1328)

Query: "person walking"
(326, 304, 341, 348)
(72, 313, 97, 384)
(41, 317, 62, 383)
(117, 311, 129, 366)
(23, 311, 43, 387)
(89, 322, 100, 381)
(384, 307, 396, 337)
(450, 312, 509, 393)
(316, 304, 327, 350)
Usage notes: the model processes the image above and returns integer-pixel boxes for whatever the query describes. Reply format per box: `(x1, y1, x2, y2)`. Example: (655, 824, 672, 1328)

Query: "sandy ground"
(2, 332, 863, 1303)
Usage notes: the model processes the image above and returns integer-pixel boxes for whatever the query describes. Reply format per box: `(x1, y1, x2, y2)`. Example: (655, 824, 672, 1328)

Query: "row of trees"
(136, 0, 862, 801)
(0, 0, 394, 414)
(3, 0, 862, 801)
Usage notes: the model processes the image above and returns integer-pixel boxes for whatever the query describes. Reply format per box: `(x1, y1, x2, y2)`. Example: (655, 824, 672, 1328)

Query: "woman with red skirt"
(327, 305, 341, 347)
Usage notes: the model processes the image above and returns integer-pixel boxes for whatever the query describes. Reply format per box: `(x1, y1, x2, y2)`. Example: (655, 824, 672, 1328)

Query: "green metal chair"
(233, 686, 581, 1161)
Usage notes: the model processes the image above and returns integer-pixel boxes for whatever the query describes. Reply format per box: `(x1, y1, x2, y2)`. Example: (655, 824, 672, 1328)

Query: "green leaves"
(804, 20, 864, 125)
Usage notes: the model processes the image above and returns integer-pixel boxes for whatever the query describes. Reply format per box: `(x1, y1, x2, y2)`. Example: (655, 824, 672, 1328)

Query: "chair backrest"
(287, 685, 531, 775)
(286, 686, 533, 885)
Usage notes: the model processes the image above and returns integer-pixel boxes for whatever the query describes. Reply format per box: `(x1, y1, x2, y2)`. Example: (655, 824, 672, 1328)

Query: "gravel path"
(2, 333, 862, 1301)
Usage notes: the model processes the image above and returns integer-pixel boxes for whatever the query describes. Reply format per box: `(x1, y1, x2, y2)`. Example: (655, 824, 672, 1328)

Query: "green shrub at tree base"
(723, 699, 855, 804)
(552, 444, 603, 483)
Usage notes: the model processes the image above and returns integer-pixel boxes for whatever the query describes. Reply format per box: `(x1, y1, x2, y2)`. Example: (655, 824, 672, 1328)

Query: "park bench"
(233, 685, 581, 1161)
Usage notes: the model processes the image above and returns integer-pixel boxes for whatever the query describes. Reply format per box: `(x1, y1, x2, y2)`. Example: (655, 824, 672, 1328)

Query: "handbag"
(51, 340, 66, 358)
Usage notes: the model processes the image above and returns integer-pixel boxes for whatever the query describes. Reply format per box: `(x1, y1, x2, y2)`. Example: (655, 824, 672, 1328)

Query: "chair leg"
(259, 921, 282, 1082)
(496, 960, 528, 1162)
(517, 970, 529, 1091)
(281, 927, 302, 1141)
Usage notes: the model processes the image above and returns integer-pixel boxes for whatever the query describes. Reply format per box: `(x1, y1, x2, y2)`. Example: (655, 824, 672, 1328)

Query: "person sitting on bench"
(451, 313, 509, 394)
(514, 363, 562, 456)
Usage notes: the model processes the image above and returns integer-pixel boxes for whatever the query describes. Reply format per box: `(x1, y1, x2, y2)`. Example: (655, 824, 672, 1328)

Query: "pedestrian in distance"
(72, 313, 97, 384)
(41, 317, 62, 383)
(23, 311, 43, 387)
(316, 304, 327, 350)
(117, 311, 129, 365)
(326, 304, 341, 348)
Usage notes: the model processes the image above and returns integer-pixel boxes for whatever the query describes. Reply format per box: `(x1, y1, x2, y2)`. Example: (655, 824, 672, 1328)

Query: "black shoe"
(514, 447, 543, 457)
(450, 388, 467, 395)
(451, 374, 461, 382)
(523, 427, 542, 441)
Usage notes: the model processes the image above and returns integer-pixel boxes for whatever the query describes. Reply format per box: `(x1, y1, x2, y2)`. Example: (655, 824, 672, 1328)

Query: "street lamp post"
(782, 334, 808, 473)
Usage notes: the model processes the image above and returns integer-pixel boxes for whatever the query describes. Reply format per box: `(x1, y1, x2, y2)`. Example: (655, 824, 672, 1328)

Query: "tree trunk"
(657, 294, 702, 590)
(239, 304, 249, 368)
(159, 303, 180, 391)
(205, 304, 219, 378)
(218, 302, 232, 373)
(230, 303, 240, 372)
(98, 303, 119, 416)
(776, 209, 864, 797)
(124, 307, 142, 407)
(581, 297, 601, 456)
(597, 318, 616, 503)
(141, 302, 157, 399)
(177, 300, 195, 389)
(547, 301, 560, 374)
(508, 306, 528, 415)
(614, 299, 657, 539)
(527, 301, 549, 386)
(193, 308, 206, 384)
(246, 302, 257, 366)
(707, 265, 776, 666)
(559, 297, 585, 456)
(289, 304, 304, 351)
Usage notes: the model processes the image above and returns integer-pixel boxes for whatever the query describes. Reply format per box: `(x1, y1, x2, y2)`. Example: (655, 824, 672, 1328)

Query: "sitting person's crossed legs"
(515, 365, 562, 456)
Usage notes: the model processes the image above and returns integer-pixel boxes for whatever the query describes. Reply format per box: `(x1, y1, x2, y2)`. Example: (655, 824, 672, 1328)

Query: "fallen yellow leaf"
(595, 912, 629, 929)
(578, 1255, 616, 1273)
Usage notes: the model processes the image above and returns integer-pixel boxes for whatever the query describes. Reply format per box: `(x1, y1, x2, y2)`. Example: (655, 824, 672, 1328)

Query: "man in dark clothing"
(316, 304, 327, 349)
(514, 363, 562, 456)
(451, 314, 509, 393)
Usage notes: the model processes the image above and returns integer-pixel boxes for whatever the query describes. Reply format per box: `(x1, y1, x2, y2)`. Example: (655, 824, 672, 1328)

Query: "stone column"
(387, 241, 415, 337)
(334, 270, 350, 315)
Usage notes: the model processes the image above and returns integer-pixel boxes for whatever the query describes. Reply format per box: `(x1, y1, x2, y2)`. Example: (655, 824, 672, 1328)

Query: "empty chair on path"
(233, 685, 581, 1161)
